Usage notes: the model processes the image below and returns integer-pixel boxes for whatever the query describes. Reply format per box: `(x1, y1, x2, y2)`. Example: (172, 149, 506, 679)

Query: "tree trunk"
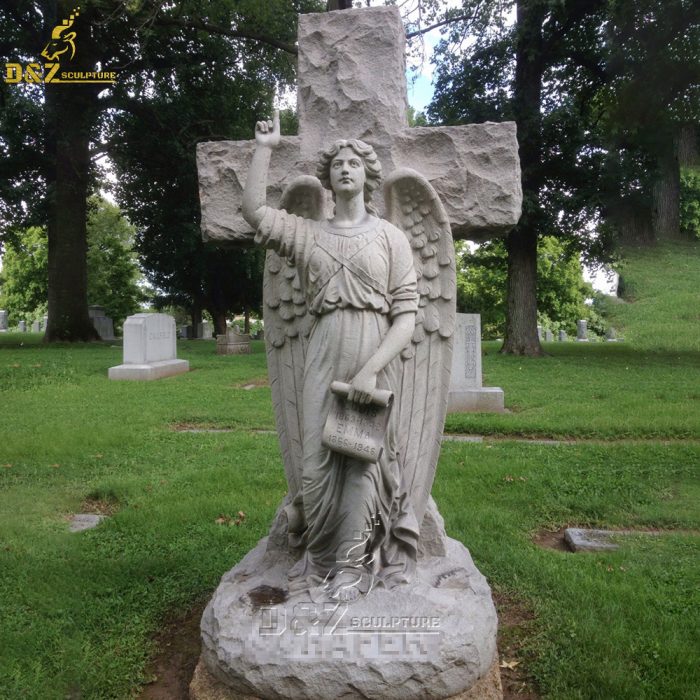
(210, 309, 228, 336)
(677, 124, 699, 167)
(501, 0, 545, 356)
(44, 2, 100, 342)
(652, 149, 681, 240)
(501, 227, 542, 355)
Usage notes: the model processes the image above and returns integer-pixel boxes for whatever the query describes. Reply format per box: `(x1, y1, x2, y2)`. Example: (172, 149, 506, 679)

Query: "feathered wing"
(384, 168, 456, 534)
(264, 176, 324, 530)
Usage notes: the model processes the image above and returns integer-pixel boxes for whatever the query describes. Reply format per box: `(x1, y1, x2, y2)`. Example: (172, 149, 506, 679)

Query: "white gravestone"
(108, 313, 188, 380)
(18, 320, 26, 332)
(448, 313, 505, 413)
(0, 310, 8, 332)
(544, 329, 553, 342)
(31, 320, 41, 333)
(559, 329, 567, 342)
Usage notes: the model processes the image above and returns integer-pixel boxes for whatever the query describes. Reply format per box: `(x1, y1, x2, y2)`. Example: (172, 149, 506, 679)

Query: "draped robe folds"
(255, 207, 420, 588)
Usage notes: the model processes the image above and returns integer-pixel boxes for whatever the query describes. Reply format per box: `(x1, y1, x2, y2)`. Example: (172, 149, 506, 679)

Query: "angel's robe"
(255, 207, 420, 584)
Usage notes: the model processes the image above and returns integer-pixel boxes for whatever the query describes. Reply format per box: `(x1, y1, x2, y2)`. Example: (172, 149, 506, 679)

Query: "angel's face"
(329, 147, 366, 198)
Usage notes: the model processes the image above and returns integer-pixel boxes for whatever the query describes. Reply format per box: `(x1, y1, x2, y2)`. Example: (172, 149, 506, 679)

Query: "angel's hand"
(254, 109, 281, 149)
(347, 369, 377, 405)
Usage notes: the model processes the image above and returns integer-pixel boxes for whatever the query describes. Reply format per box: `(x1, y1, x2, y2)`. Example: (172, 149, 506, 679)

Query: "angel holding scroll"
(241, 111, 455, 601)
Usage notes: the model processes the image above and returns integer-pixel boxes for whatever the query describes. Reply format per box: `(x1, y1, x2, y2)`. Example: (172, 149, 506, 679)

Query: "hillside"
(600, 240, 700, 352)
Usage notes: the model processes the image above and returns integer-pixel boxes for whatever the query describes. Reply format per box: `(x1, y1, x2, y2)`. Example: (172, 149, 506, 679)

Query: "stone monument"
(216, 327, 251, 355)
(197, 320, 214, 339)
(448, 314, 505, 413)
(194, 6, 521, 700)
(108, 313, 189, 380)
(18, 320, 26, 332)
(89, 305, 116, 341)
(0, 310, 8, 332)
(31, 320, 41, 333)
(576, 319, 588, 342)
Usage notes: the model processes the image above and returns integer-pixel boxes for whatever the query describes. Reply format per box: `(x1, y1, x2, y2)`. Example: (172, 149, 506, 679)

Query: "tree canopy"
(0, 196, 143, 331)
(0, 0, 321, 340)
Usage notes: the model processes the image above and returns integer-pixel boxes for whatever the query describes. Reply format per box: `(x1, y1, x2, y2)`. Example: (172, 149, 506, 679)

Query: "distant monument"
(193, 6, 521, 699)
(0, 310, 8, 332)
(89, 305, 116, 341)
(216, 327, 251, 355)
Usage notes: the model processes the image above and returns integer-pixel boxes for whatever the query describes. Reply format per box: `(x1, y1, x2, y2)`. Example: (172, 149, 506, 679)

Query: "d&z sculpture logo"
(5, 7, 117, 85)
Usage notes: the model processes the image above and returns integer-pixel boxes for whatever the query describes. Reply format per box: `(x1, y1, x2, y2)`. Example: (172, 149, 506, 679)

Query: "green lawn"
(1, 241, 698, 699)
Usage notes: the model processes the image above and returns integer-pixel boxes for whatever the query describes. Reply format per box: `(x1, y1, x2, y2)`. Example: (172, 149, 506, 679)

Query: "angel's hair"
(316, 139, 383, 215)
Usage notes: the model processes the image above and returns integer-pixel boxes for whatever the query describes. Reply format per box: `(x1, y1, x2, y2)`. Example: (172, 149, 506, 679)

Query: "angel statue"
(241, 111, 455, 602)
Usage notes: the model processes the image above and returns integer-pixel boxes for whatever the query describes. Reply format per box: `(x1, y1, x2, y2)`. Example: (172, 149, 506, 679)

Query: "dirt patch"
(171, 421, 234, 433)
(494, 591, 540, 700)
(232, 378, 269, 389)
(138, 603, 206, 700)
(532, 527, 571, 552)
(80, 497, 119, 516)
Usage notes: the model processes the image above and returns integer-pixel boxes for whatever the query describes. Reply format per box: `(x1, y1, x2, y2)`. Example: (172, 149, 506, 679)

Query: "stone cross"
(197, 5, 521, 244)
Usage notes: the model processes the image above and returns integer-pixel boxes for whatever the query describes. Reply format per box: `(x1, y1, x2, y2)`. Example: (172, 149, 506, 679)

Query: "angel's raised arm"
(242, 110, 281, 230)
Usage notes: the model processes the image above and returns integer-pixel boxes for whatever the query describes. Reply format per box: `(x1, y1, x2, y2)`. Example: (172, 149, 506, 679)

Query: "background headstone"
(544, 329, 553, 342)
(558, 330, 567, 342)
(216, 327, 251, 355)
(606, 327, 618, 342)
(89, 305, 116, 341)
(197, 321, 213, 339)
(31, 320, 41, 333)
(18, 320, 26, 332)
(0, 310, 8, 332)
(576, 320, 588, 342)
(109, 313, 189, 380)
(537, 324, 543, 340)
(448, 313, 505, 413)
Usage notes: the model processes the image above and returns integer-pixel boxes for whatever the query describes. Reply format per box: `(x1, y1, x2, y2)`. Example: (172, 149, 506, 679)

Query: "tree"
(599, 1, 700, 244)
(0, 226, 48, 324)
(456, 237, 594, 339)
(0, 0, 320, 341)
(0, 197, 143, 332)
(85, 196, 144, 331)
(430, 0, 608, 355)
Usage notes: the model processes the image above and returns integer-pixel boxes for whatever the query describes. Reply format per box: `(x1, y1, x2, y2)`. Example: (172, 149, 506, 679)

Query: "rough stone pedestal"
(192, 537, 500, 700)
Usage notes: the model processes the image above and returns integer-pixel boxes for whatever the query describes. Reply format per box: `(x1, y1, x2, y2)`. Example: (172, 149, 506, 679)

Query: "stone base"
(108, 359, 189, 381)
(190, 654, 502, 700)
(447, 388, 505, 413)
(216, 344, 251, 355)
(196, 536, 499, 700)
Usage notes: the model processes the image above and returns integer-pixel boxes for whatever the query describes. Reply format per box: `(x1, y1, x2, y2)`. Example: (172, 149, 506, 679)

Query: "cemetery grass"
(0, 323, 698, 698)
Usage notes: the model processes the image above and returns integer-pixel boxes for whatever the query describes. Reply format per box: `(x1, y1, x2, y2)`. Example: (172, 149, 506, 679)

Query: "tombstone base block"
(190, 654, 502, 700)
(194, 536, 499, 700)
(108, 359, 189, 381)
(447, 388, 505, 414)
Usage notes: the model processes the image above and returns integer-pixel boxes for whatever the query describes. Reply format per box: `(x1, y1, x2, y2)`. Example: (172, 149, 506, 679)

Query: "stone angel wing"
(384, 168, 456, 534)
(263, 176, 324, 525)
